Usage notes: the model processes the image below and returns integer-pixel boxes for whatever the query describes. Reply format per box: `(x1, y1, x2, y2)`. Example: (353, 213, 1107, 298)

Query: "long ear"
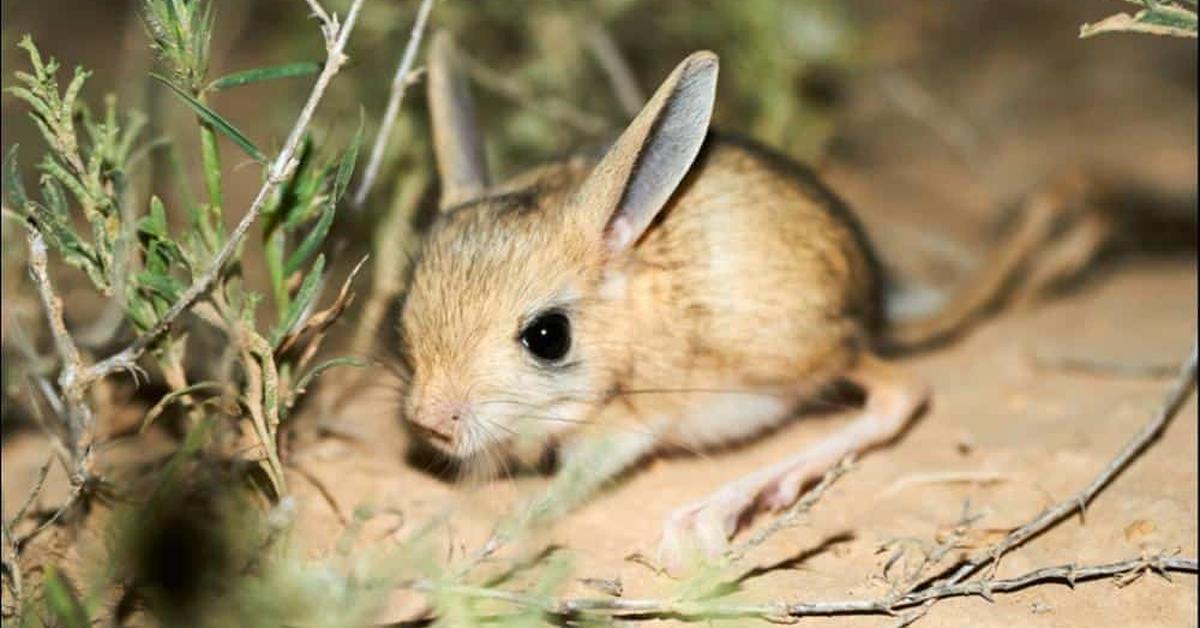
(428, 31, 489, 210)
(573, 51, 718, 252)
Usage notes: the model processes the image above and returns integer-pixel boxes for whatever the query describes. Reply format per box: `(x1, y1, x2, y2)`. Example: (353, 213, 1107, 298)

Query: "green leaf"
(138, 196, 190, 272)
(125, 294, 156, 331)
(270, 136, 320, 229)
(139, 195, 170, 239)
(331, 114, 364, 203)
(28, 201, 107, 290)
(136, 269, 185, 303)
(61, 66, 90, 126)
(284, 201, 334, 277)
(283, 125, 363, 276)
(151, 73, 266, 162)
(265, 226, 288, 317)
(41, 176, 69, 215)
(8, 86, 59, 131)
(43, 566, 89, 628)
(291, 357, 365, 403)
(3, 145, 29, 208)
(140, 381, 225, 433)
(208, 61, 321, 90)
(39, 155, 91, 212)
(272, 253, 325, 346)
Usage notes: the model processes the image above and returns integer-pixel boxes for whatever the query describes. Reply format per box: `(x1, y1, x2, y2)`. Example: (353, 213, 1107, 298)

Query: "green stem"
(199, 123, 224, 237)
(265, 226, 288, 317)
(196, 91, 225, 244)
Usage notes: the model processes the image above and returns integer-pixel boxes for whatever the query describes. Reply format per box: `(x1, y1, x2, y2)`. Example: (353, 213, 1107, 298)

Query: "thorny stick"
(292, 464, 350, 527)
(25, 233, 99, 550)
(7, 455, 55, 530)
(1, 522, 21, 619)
(723, 456, 855, 566)
(0, 454, 52, 620)
(352, 0, 436, 207)
(84, 0, 367, 386)
(12, 480, 89, 550)
(6, 317, 73, 470)
(405, 554, 1195, 620)
(942, 337, 1197, 587)
(26, 231, 93, 457)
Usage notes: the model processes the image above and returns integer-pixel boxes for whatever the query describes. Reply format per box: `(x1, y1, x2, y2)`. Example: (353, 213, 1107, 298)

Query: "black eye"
(520, 311, 571, 363)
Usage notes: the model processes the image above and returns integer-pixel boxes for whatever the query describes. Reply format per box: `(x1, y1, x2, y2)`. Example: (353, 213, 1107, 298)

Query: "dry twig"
(459, 51, 611, 136)
(7, 455, 56, 530)
(25, 231, 93, 458)
(723, 456, 855, 566)
(352, 0, 436, 207)
(403, 553, 1194, 620)
(943, 337, 1197, 586)
(583, 22, 644, 117)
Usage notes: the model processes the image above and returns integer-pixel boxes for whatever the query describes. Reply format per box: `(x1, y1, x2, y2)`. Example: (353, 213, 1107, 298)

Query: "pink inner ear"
(606, 215, 638, 252)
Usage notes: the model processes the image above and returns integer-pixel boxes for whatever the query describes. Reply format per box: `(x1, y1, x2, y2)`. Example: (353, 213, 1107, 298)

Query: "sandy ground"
(2, 1, 1196, 626)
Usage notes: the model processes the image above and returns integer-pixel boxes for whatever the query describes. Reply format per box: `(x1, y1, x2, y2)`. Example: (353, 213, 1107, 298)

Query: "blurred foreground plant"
(2, 0, 370, 622)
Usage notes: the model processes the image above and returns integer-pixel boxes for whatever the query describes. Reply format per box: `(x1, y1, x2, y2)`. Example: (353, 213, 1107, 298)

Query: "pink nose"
(409, 400, 468, 445)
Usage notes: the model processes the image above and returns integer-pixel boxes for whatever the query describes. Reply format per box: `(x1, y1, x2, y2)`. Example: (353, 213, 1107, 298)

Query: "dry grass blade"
(403, 553, 1196, 620)
(352, 0, 436, 207)
(275, 255, 368, 359)
(942, 336, 1197, 587)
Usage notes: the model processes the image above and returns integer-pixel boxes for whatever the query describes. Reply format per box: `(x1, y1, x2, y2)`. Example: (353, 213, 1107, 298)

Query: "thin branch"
(25, 230, 91, 451)
(402, 553, 1195, 620)
(583, 22, 644, 117)
(723, 456, 854, 566)
(12, 479, 89, 550)
(459, 52, 611, 136)
(303, 0, 334, 27)
(0, 451, 54, 619)
(291, 464, 350, 527)
(942, 336, 1197, 586)
(352, 0, 436, 207)
(874, 555, 1196, 614)
(1, 522, 22, 620)
(7, 454, 55, 528)
(7, 314, 70, 442)
(875, 69, 993, 190)
(84, 0, 367, 386)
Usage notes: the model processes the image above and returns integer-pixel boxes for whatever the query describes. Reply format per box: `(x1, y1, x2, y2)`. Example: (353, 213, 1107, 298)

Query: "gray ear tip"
(683, 50, 720, 73)
(678, 51, 719, 92)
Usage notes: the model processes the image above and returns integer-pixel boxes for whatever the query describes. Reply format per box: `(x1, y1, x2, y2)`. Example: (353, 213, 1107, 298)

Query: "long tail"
(878, 172, 1107, 355)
